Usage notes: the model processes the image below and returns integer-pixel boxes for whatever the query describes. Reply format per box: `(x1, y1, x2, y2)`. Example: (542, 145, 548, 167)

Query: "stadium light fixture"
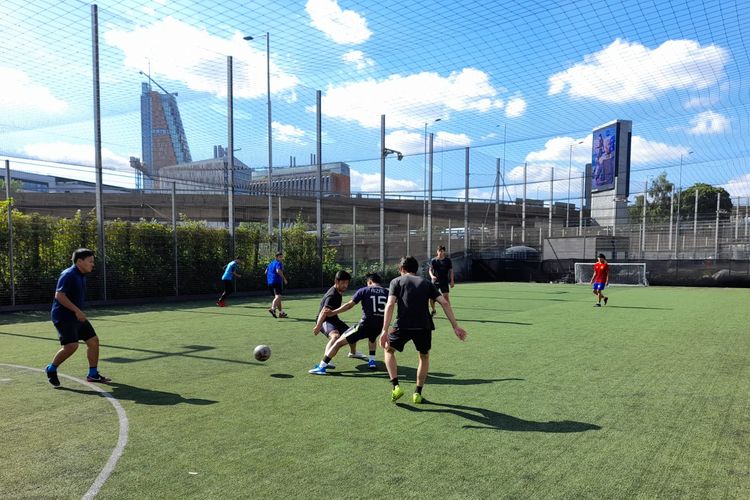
(383, 148, 404, 161)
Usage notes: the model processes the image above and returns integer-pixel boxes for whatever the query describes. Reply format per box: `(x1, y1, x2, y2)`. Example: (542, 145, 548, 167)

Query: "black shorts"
(387, 328, 432, 354)
(268, 283, 283, 296)
(342, 320, 381, 344)
(321, 318, 348, 338)
(223, 280, 233, 293)
(434, 281, 450, 294)
(54, 320, 97, 346)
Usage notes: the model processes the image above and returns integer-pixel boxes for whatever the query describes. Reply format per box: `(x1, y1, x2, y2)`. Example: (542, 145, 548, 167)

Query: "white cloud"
(525, 134, 691, 168)
(306, 0, 371, 45)
(342, 50, 374, 70)
(272, 121, 306, 145)
(549, 38, 728, 102)
(688, 110, 729, 135)
(323, 68, 508, 129)
(0, 66, 68, 114)
(505, 96, 527, 117)
(722, 173, 750, 198)
(21, 142, 132, 170)
(104, 17, 299, 100)
(349, 168, 418, 193)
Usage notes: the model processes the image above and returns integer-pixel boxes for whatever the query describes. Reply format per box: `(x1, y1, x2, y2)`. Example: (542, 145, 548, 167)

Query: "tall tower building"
(140, 82, 191, 189)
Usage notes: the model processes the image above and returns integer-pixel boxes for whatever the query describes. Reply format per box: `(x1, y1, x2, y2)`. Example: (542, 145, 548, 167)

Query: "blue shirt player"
(217, 256, 243, 307)
(266, 252, 288, 318)
(45, 248, 111, 387)
(309, 273, 389, 374)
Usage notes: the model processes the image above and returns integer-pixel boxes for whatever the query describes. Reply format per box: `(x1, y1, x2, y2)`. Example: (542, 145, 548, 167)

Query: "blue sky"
(1, 0, 749, 202)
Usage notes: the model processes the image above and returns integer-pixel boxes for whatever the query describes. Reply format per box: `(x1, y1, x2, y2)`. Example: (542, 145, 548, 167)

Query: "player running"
(380, 256, 467, 403)
(309, 273, 387, 375)
(310, 271, 365, 370)
(45, 248, 111, 387)
(590, 253, 609, 307)
(428, 245, 454, 316)
(217, 256, 243, 307)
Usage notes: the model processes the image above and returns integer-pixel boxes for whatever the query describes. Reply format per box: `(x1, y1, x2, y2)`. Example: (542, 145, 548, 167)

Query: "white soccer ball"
(253, 344, 271, 362)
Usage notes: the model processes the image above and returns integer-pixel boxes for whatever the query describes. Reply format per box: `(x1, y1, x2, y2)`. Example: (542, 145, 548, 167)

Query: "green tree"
(629, 172, 674, 222)
(0, 178, 23, 193)
(678, 183, 733, 220)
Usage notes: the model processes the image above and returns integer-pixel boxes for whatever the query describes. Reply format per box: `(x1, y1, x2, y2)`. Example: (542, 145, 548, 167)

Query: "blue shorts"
(592, 282, 605, 291)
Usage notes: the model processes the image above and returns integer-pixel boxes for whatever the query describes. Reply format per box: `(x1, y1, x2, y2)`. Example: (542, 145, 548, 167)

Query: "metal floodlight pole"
(244, 33, 272, 235)
(91, 4, 106, 301)
(693, 189, 699, 249)
(566, 144, 572, 228)
(316, 90, 323, 286)
(714, 191, 720, 258)
(380, 114, 385, 272)
(427, 132, 434, 262)
(495, 158, 500, 240)
(423, 118, 441, 231)
(464, 147, 469, 263)
(227, 55, 236, 258)
(548, 167, 554, 237)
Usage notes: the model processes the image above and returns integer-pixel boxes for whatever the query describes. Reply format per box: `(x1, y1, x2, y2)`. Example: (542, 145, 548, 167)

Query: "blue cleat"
(368, 359, 377, 370)
(308, 364, 327, 375)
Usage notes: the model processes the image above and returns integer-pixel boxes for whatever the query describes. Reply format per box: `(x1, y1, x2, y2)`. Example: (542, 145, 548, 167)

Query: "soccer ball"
(253, 344, 271, 362)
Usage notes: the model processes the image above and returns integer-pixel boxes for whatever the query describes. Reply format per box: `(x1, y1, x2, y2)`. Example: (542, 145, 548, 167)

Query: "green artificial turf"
(1, 283, 748, 499)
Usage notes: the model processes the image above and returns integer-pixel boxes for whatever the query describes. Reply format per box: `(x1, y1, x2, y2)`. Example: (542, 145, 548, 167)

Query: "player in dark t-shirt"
(309, 273, 388, 374)
(428, 245, 454, 315)
(380, 256, 467, 403)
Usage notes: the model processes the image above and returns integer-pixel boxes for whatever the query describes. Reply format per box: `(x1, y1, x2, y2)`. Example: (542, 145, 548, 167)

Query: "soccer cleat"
(86, 373, 111, 383)
(368, 359, 377, 370)
(267, 308, 277, 318)
(308, 364, 327, 375)
(347, 351, 367, 359)
(594, 303, 601, 307)
(278, 311, 288, 318)
(45, 366, 60, 387)
(412, 393, 423, 404)
(391, 385, 404, 402)
(217, 300, 225, 307)
(604, 297, 609, 305)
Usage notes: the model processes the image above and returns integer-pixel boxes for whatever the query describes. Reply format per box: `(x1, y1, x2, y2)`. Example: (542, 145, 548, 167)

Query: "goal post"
(574, 262, 648, 286)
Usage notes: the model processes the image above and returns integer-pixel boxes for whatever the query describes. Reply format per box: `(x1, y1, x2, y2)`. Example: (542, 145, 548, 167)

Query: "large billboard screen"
(591, 122, 619, 192)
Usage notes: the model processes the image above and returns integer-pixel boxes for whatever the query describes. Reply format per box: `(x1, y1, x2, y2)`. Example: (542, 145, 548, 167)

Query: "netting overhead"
(1, 0, 749, 201)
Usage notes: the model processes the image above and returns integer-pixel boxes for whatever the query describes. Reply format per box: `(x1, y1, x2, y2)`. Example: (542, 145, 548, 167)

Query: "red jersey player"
(589, 253, 609, 307)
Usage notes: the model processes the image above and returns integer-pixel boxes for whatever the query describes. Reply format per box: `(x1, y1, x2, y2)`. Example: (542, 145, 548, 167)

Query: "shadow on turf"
(397, 401, 601, 433)
(58, 382, 218, 406)
(0, 332, 265, 367)
(328, 364, 524, 386)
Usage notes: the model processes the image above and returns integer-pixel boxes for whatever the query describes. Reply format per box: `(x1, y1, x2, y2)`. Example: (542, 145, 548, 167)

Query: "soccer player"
(217, 256, 243, 307)
(309, 273, 387, 375)
(590, 253, 609, 307)
(380, 256, 467, 403)
(428, 245, 454, 315)
(266, 252, 288, 318)
(44, 248, 111, 387)
(310, 270, 365, 369)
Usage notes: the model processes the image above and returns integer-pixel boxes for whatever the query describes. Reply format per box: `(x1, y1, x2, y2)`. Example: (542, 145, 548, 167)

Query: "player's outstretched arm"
(436, 295, 467, 341)
(328, 300, 356, 317)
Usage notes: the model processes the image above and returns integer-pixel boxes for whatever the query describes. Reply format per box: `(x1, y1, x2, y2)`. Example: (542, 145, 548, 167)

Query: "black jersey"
(351, 285, 389, 324)
(430, 257, 453, 283)
(388, 274, 441, 330)
(319, 286, 343, 320)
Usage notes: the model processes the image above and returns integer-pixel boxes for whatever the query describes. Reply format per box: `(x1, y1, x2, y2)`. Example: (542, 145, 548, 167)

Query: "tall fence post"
(5, 160, 15, 306)
(464, 147, 469, 279)
(693, 189, 699, 250)
(521, 163, 527, 244)
(379, 114, 385, 272)
(172, 182, 178, 296)
(226, 55, 235, 259)
(427, 132, 434, 262)
(352, 205, 356, 279)
(316, 90, 323, 287)
(406, 213, 410, 256)
(91, 4, 107, 301)
(714, 192, 720, 258)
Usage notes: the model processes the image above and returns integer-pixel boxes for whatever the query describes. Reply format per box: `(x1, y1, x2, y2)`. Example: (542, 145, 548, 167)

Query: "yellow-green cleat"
(412, 393, 423, 404)
(391, 385, 404, 402)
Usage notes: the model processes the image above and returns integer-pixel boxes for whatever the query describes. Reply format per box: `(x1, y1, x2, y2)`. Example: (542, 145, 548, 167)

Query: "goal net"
(574, 262, 648, 286)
